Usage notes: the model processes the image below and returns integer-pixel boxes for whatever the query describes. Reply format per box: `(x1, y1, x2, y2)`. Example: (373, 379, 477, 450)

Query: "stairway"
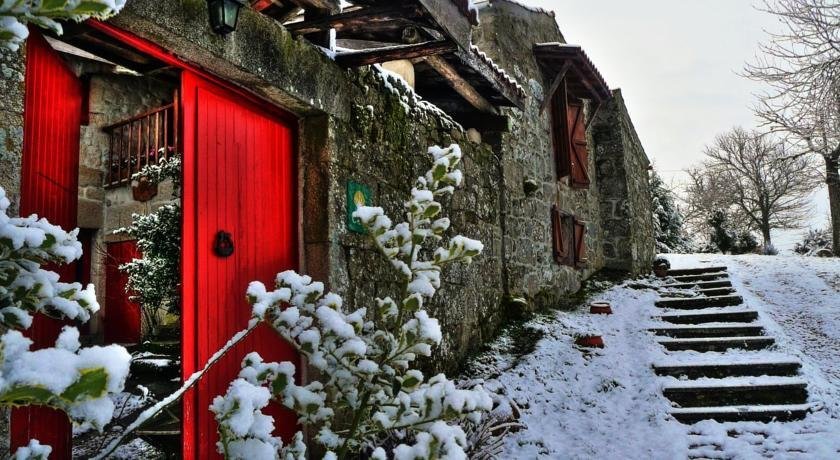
(650, 265, 810, 424)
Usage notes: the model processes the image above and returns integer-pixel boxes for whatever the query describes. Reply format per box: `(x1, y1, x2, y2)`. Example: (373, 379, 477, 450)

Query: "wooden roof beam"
(286, 3, 425, 35)
(421, 55, 497, 113)
(335, 40, 455, 67)
(286, 0, 339, 12)
(540, 60, 571, 113)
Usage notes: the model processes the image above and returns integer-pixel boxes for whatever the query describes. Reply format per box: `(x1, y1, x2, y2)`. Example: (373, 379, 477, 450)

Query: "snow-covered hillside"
(470, 254, 840, 459)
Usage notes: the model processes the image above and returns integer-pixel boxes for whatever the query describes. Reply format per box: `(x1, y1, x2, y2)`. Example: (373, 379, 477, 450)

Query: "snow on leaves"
(0, 0, 126, 50)
(213, 145, 493, 459)
(0, 185, 131, 457)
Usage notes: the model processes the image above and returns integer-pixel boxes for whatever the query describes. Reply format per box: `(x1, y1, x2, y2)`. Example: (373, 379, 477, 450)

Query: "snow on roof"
(469, 44, 526, 99)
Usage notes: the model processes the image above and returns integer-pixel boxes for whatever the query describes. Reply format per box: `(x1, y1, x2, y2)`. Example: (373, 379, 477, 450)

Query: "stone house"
(0, 0, 654, 457)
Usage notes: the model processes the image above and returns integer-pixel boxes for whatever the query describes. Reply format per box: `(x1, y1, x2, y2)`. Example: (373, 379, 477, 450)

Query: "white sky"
(517, 0, 830, 247)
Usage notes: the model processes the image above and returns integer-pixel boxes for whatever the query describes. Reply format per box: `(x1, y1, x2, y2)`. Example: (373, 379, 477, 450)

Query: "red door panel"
(12, 29, 83, 459)
(180, 72, 298, 460)
(105, 241, 142, 344)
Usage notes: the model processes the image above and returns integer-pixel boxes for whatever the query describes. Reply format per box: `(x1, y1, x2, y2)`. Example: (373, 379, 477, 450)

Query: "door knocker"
(214, 231, 234, 257)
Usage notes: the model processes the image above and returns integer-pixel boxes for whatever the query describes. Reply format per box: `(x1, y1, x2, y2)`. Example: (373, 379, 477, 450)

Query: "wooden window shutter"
(574, 218, 588, 268)
(552, 206, 575, 266)
(567, 102, 591, 188)
(550, 81, 571, 180)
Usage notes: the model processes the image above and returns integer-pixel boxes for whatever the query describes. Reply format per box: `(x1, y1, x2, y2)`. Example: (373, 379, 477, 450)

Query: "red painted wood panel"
(12, 29, 83, 459)
(105, 241, 142, 344)
(181, 71, 299, 460)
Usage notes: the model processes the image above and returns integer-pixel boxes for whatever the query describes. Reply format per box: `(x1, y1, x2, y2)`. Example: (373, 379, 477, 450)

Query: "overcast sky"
(517, 0, 829, 245)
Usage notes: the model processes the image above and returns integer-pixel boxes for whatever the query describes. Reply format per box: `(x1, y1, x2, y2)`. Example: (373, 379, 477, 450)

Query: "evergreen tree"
(649, 170, 691, 253)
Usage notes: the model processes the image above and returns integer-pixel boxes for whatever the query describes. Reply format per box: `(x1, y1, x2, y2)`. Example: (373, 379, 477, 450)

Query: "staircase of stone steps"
(650, 265, 811, 424)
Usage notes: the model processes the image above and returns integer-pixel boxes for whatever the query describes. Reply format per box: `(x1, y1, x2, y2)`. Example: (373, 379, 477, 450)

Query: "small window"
(550, 80, 590, 188)
(551, 206, 588, 268)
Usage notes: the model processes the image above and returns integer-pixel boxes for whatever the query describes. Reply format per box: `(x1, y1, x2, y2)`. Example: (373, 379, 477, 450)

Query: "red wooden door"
(105, 241, 142, 344)
(180, 72, 299, 459)
(12, 29, 83, 459)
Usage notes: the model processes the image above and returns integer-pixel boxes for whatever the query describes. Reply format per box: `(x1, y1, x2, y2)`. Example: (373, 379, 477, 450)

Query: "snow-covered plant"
(0, 185, 131, 457)
(212, 144, 493, 459)
(117, 156, 182, 333)
(649, 170, 691, 253)
(794, 227, 833, 256)
(0, 0, 125, 51)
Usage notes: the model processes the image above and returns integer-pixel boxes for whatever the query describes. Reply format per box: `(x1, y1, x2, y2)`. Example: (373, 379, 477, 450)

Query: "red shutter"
(567, 102, 590, 188)
(105, 241, 142, 344)
(12, 29, 83, 459)
(550, 81, 571, 179)
(181, 71, 299, 460)
(574, 218, 588, 268)
(551, 207, 576, 266)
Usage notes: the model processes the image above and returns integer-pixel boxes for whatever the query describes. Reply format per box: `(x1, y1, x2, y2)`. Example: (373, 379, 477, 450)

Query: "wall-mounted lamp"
(207, 0, 246, 35)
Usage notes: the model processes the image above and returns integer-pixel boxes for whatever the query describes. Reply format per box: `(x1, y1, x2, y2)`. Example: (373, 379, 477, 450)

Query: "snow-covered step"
(667, 266, 728, 276)
(657, 336, 774, 352)
(669, 272, 729, 283)
(649, 324, 765, 338)
(661, 279, 733, 290)
(671, 403, 810, 424)
(655, 295, 743, 310)
(663, 377, 808, 408)
(658, 309, 759, 324)
(693, 287, 736, 297)
(654, 360, 801, 379)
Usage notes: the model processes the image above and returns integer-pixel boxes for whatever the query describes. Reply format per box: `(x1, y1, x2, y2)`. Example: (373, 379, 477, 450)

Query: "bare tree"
(683, 166, 754, 236)
(744, 0, 840, 255)
(693, 127, 818, 247)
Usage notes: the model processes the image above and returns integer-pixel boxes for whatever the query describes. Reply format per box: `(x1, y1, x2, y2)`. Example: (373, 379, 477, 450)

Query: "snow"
(12, 439, 51, 460)
(466, 254, 840, 458)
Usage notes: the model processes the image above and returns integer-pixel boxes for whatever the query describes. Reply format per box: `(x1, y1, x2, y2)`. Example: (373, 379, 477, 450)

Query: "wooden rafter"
(335, 40, 455, 67)
(286, 3, 425, 35)
(422, 55, 497, 113)
(540, 60, 571, 113)
(286, 0, 339, 12)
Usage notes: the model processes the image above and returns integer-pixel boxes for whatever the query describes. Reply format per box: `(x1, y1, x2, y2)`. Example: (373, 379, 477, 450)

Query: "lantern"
(207, 0, 246, 35)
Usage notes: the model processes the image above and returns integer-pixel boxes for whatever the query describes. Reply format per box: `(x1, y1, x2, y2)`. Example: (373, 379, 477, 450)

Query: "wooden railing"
(104, 96, 178, 188)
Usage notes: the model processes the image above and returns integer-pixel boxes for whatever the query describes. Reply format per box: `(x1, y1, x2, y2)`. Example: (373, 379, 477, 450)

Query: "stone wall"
(473, 0, 605, 310)
(593, 90, 655, 275)
(0, 47, 25, 217)
(0, 0, 655, 374)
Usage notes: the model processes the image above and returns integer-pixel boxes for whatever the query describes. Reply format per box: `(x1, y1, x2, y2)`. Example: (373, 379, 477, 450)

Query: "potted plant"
(653, 256, 671, 278)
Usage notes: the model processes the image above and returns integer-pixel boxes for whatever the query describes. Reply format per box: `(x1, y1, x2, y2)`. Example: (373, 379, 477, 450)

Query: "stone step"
(694, 287, 737, 297)
(667, 266, 728, 276)
(654, 360, 801, 379)
(649, 324, 765, 338)
(661, 280, 733, 290)
(663, 378, 808, 407)
(669, 272, 729, 283)
(658, 310, 759, 324)
(671, 404, 810, 424)
(657, 336, 774, 352)
(656, 295, 744, 310)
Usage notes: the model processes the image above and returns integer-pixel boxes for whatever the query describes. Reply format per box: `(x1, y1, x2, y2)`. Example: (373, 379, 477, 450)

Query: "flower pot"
(653, 266, 669, 278)
(575, 335, 604, 348)
(132, 176, 158, 202)
(589, 302, 613, 315)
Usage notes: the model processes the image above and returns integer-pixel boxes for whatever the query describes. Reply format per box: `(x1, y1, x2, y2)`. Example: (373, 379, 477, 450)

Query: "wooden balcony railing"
(104, 96, 178, 188)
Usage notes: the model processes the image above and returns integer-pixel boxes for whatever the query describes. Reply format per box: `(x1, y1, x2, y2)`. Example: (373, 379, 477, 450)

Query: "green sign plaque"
(346, 181, 372, 234)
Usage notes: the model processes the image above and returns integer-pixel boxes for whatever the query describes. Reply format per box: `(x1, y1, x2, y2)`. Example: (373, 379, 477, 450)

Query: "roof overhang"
(533, 43, 611, 102)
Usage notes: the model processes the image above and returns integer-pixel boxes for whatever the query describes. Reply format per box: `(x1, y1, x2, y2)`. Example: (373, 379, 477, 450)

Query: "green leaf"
(423, 202, 441, 218)
(401, 375, 419, 388)
(40, 233, 57, 249)
(432, 163, 447, 182)
(272, 373, 289, 395)
(61, 367, 108, 402)
(0, 385, 56, 406)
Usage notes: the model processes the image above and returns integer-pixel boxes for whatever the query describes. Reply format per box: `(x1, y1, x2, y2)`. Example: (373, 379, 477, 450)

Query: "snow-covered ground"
(468, 254, 840, 459)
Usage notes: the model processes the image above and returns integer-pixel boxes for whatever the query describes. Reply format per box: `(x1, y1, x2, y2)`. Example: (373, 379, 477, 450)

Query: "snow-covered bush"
(0, 0, 125, 51)
(0, 185, 131, 457)
(211, 144, 493, 459)
(117, 156, 182, 333)
(649, 170, 691, 253)
(705, 210, 758, 255)
(794, 227, 833, 256)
